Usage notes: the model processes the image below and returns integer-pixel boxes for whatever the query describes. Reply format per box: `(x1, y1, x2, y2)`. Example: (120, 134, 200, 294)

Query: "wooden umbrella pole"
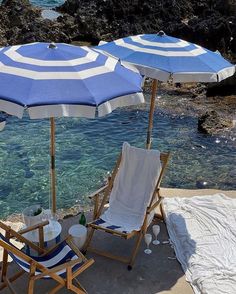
(50, 117, 56, 213)
(146, 79, 158, 149)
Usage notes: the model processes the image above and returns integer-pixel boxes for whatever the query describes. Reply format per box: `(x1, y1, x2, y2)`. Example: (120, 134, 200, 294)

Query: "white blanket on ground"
(163, 193, 236, 294)
(101, 142, 161, 233)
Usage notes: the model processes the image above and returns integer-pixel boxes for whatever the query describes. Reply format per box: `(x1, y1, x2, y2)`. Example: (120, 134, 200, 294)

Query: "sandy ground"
(0, 188, 235, 294)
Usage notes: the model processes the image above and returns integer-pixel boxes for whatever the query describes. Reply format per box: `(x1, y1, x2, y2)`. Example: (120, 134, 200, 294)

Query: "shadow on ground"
(0, 214, 194, 294)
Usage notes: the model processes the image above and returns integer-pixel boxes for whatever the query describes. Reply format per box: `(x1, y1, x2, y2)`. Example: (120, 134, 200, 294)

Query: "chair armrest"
(88, 184, 110, 220)
(33, 257, 84, 281)
(147, 197, 163, 213)
(18, 221, 49, 235)
(18, 221, 49, 251)
(88, 184, 108, 199)
(0, 221, 46, 254)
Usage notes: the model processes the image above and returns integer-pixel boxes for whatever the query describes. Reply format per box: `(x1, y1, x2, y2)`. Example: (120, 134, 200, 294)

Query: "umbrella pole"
(146, 79, 158, 149)
(50, 117, 56, 213)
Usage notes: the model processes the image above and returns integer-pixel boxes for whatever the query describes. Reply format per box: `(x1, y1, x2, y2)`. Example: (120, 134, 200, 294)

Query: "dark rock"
(0, 0, 235, 97)
(196, 180, 209, 189)
(228, 169, 236, 178)
(57, 0, 236, 55)
(198, 110, 234, 134)
(56, 0, 236, 95)
(63, 214, 74, 219)
(207, 74, 236, 96)
(0, 0, 74, 45)
(24, 170, 34, 178)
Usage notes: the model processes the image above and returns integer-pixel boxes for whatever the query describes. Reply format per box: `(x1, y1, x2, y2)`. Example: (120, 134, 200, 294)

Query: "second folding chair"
(84, 142, 170, 269)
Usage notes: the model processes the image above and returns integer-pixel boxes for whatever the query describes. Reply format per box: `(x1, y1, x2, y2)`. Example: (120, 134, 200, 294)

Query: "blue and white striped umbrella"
(0, 42, 144, 119)
(96, 32, 235, 82)
(0, 42, 144, 212)
(97, 31, 235, 148)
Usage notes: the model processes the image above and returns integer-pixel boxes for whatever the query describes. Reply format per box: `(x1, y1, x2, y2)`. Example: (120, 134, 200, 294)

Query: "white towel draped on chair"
(101, 142, 161, 233)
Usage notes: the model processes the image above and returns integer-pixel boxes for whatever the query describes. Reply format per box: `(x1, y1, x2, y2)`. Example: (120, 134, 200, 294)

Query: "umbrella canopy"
(96, 31, 235, 148)
(0, 42, 144, 119)
(96, 31, 235, 82)
(0, 42, 144, 212)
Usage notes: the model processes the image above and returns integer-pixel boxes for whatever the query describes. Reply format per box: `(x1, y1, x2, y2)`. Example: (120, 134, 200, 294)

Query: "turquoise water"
(31, 0, 65, 8)
(0, 102, 235, 219)
(0, 0, 65, 8)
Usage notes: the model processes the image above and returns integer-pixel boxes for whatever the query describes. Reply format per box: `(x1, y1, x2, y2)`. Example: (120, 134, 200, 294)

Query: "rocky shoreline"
(3, 203, 92, 223)
(0, 0, 235, 132)
(0, 0, 235, 58)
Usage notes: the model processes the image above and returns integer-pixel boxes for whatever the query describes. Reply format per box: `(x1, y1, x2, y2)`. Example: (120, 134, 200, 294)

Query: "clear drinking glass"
(152, 225, 160, 245)
(144, 233, 152, 254)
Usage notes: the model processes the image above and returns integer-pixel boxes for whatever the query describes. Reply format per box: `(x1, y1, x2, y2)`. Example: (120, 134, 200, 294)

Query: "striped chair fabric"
(92, 218, 128, 234)
(0, 232, 84, 279)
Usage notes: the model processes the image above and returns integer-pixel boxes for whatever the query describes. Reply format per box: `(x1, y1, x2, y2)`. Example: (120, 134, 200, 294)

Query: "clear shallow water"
(31, 0, 65, 8)
(0, 103, 235, 219)
(0, 0, 65, 8)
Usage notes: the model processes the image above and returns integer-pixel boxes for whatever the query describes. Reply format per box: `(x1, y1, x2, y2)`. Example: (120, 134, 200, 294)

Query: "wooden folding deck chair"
(84, 142, 170, 270)
(0, 221, 94, 293)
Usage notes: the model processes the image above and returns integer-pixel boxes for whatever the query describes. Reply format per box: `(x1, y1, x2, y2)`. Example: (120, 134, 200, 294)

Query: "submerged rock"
(196, 180, 209, 189)
(198, 110, 234, 134)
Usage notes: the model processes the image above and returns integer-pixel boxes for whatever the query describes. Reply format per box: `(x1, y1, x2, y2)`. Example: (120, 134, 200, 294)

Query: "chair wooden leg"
(48, 283, 64, 294)
(28, 278, 35, 294)
(1, 249, 9, 282)
(28, 263, 36, 294)
(50, 279, 86, 294)
(83, 227, 95, 252)
(128, 232, 144, 269)
(69, 283, 87, 293)
(2, 276, 16, 294)
(159, 203, 165, 222)
(74, 278, 88, 294)
(0, 270, 25, 291)
(1, 231, 11, 283)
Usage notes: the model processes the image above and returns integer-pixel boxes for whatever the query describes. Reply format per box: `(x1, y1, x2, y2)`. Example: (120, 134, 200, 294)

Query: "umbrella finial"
(157, 31, 165, 37)
(49, 42, 57, 49)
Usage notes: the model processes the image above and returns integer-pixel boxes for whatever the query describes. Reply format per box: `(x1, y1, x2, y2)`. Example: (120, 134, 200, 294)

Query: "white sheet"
(101, 142, 161, 233)
(163, 193, 236, 294)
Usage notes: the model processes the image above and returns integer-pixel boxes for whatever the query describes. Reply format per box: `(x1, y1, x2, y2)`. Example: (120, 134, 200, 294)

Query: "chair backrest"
(0, 229, 83, 278)
(101, 142, 170, 232)
(0, 231, 33, 270)
(109, 142, 162, 213)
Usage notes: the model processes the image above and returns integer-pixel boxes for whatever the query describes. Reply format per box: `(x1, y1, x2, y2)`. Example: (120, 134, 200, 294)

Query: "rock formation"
(0, 0, 235, 96)
(58, 0, 236, 57)
(0, 0, 75, 46)
(198, 110, 234, 134)
(1, 0, 235, 58)
(57, 0, 236, 95)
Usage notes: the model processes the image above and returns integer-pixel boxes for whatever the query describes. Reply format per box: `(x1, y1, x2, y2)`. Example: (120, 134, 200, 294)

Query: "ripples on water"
(0, 0, 235, 218)
(0, 101, 235, 218)
(31, 0, 65, 8)
(0, 0, 65, 8)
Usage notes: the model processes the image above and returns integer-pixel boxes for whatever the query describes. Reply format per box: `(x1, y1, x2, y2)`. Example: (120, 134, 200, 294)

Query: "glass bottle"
(79, 211, 86, 226)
